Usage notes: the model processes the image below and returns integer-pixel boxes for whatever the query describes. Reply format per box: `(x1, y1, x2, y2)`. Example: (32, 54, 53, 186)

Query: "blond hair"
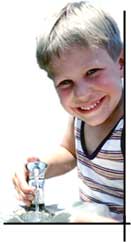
(36, 1, 122, 75)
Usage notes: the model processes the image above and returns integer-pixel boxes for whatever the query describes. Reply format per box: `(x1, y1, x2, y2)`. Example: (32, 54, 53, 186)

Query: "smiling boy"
(13, 1, 124, 222)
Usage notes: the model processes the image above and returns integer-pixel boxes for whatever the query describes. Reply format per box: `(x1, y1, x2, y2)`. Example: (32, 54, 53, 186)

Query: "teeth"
(96, 100, 100, 104)
(81, 106, 91, 110)
(80, 100, 100, 111)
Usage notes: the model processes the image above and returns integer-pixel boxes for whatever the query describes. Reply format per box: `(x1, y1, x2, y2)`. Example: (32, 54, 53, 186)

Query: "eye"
(86, 68, 100, 76)
(56, 79, 73, 89)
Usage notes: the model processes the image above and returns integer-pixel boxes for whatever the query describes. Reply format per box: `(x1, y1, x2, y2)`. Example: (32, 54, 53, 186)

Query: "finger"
(13, 168, 35, 195)
(15, 185, 34, 201)
(12, 158, 39, 203)
(16, 175, 35, 195)
(16, 193, 33, 207)
(27, 157, 40, 163)
(14, 183, 35, 206)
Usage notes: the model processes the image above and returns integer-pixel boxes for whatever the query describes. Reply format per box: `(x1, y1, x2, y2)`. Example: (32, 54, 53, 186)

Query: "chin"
(82, 114, 110, 126)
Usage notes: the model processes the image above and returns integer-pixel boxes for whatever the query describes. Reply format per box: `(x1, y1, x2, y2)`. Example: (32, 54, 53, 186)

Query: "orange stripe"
(77, 156, 123, 180)
(97, 152, 123, 161)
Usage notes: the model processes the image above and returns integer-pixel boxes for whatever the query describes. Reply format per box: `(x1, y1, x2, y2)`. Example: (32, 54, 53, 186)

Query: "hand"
(12, 157, 39, 206)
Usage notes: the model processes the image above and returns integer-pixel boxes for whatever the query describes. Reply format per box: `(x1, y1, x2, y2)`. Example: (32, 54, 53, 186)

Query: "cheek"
(57, 92, 68, 109)
(58, 91, 74, 114)
(96, 73, 122, 93)
(57, 89, 71, 104)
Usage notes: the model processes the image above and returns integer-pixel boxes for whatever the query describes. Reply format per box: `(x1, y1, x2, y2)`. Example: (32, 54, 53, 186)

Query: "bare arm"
(45, 116, 76, 178)
(13, 116, 76, 205)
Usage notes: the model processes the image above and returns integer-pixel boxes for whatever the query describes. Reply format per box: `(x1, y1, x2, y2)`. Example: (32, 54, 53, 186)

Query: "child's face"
(51, 46, 123, 126)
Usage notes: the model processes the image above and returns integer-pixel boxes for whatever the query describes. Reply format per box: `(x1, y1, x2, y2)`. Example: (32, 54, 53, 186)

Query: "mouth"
(75, 96, 106, 114)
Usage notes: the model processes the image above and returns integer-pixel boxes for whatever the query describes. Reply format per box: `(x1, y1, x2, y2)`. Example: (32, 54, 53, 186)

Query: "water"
(19, 211, 52, 223)
(34, 168, 40, 217)
(32, 168, 42, 221)
(4, 209, 70, 223)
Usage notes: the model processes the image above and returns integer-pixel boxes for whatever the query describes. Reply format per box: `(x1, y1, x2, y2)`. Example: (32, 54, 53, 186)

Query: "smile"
(76, 96, 105, 113)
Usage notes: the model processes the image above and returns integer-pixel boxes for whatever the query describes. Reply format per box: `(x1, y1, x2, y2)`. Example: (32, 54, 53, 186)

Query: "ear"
(117, 48, 124, 78)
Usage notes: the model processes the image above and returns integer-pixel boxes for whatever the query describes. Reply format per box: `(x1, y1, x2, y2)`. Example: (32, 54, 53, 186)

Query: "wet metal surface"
(4, 204, 71, 223)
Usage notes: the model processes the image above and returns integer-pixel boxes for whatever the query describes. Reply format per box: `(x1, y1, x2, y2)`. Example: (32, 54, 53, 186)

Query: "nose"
(73, 80, 92, 99)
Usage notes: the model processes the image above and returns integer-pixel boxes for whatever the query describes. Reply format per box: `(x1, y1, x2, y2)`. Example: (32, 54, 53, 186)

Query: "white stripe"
(102, 139, 121, 151)
(78, 162, 123, 190)
(115, 119, 123, 130)
(75, 118, 81, 129)
(77, 140, 83, 151)
(78, 178, 123, 206)
(92, 157, 123, 171)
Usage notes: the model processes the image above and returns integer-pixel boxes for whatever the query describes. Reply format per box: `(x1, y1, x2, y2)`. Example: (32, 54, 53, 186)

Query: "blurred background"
(0, 0, 130, 235)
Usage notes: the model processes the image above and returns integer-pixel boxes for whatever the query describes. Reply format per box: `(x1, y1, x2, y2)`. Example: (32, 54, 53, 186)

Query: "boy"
(13, 1, 124, 222)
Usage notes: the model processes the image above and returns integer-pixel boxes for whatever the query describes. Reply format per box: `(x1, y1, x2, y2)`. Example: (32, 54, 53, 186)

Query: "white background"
(0, 0, 130, 241)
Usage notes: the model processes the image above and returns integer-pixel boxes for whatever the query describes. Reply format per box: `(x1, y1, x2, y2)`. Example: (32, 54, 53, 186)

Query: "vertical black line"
(123, 10, 126, 242)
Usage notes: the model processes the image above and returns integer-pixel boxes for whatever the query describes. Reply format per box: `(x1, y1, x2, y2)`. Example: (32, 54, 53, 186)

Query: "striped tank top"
(74, 117, 124, 221)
